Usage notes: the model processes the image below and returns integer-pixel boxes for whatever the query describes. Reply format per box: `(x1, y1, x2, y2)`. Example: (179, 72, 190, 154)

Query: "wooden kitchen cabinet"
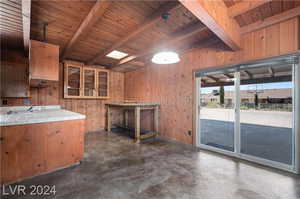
(45, 120, 84, 171)
(29, 40, 59, 82)
(0, 119, 85, 185)
(1, 124, 46, 184)
(64, 61, 109, 99)
(64, 62, 83, 98)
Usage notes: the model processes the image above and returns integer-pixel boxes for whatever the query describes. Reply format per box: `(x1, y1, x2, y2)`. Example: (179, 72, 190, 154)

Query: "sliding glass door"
(199, 73, 235, 152)
(196, 57, 298, 172)
(239, 65, 293, 165)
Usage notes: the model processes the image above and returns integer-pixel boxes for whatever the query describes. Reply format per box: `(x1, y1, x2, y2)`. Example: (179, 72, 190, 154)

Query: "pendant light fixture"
(151, 51, 180, 64)
(151, 13, 180, 64)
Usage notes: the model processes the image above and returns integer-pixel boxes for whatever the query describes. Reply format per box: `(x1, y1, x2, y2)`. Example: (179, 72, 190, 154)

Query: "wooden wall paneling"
(265, 23, 280, 57)
(1, 54, 29, 98)
(241, 31, 254, 61)
(124, 16, 300, 144)
(280, 18, 299, 54)
(253, 28, 266, 59)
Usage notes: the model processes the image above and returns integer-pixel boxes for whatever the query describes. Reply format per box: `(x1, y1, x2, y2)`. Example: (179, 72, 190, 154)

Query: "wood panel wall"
(1, 63, 124, 132)
(124, 17, 300, 144)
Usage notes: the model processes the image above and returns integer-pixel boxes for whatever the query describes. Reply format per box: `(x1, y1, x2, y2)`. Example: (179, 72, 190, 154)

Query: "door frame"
(194, 59, 299, 174)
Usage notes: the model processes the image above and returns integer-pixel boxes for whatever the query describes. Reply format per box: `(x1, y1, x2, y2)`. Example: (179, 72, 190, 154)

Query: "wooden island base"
(0, 119, 85, 185)
(107, 103, 159, 143)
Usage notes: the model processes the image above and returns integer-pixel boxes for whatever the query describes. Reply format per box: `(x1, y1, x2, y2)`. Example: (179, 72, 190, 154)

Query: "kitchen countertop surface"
(0, 105, 86, 126)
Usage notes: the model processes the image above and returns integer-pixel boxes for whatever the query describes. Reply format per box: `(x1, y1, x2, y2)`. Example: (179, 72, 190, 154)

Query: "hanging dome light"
(151, 51, 180, 64)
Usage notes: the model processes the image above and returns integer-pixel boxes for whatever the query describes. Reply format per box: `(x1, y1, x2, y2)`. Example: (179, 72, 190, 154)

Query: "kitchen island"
(0, 105, 86, 185)
(106, 103, 159, 143)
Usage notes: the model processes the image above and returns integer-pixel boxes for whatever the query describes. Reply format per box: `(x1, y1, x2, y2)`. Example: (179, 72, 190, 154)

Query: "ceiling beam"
(61, 0, 111, 60)
(179, 0, 241, 51)
(228, 0, 272, 18)
(223, 73, 233, 79)
(268, 67, 274, 76)
(112, 23, 209, 68)
(202, 75, 291, 88)
(244, 70, 253, 79)
(206, 75, 219, 82)
(21, 0, 31, 55)
(241, 6, 300, 34)
(87, 1, 179, 65)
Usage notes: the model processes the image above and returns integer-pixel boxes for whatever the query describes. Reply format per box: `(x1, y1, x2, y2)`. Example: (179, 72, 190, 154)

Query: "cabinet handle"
(0, 137, 4, 142)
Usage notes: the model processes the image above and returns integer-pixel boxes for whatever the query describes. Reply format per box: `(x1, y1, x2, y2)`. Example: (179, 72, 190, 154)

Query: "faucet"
(27, 106, 34, 112)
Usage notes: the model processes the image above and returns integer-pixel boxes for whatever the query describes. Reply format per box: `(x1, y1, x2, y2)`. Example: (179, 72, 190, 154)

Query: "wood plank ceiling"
(0, 0, 23, 49)
(1, 0, 300, 72)
(224, 0, 300, 27)
(28, 0, 215, 72)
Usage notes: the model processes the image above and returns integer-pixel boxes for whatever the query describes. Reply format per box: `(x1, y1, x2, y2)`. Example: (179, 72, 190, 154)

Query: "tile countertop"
(0, 105, 86, 126)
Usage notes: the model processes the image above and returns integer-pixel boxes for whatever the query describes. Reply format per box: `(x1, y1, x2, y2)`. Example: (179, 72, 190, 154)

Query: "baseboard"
(1, 162, 80, 186)
(156, 136, 198, 151)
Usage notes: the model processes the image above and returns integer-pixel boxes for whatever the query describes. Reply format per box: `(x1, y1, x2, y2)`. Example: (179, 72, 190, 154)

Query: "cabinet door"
(45, 120, 84, 171)
(83, 68, 96, 97)
(30, 40, 59, 81)
(97, 70, 109, 98)
(1, 125, 46, 184)
(65, 65, 82, 98)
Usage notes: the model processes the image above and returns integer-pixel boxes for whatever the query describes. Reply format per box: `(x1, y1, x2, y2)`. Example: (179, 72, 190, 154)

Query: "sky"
(201, 82, 292, 94)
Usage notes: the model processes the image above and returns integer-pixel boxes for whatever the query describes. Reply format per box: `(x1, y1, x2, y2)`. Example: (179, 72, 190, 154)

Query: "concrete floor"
(2, 131, 300, 199)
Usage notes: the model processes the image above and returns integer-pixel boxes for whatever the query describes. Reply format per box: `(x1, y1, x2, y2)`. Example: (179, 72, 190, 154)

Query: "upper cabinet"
(64, 61, 109, 99)
(29, 40, 59, 85)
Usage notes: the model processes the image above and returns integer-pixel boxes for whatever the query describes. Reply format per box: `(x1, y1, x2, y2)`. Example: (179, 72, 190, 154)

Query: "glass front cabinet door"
(64, 61, 109, 99)
(64, 63, 82, 98)
(97, 70, 109, 98)
(83, 67, 96, 97)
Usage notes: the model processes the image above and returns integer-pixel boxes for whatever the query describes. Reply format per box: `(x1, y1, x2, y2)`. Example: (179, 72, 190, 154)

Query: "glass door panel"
(67, 66, 81, 97)
(83, 68, 96, 97)
(239, 65, 293, 165)
(199, 73, 236, 152)
(97, 71, 108, 97)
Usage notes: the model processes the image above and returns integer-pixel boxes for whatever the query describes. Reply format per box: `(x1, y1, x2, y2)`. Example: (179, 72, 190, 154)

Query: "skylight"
(106, 50, 128, 59)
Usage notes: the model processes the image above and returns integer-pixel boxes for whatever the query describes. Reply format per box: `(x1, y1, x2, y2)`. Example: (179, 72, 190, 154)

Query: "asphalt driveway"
(200, 108, 293, 165)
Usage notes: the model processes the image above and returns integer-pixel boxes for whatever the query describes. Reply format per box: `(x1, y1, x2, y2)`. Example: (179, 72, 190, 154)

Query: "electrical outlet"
(188, 130, 192, 136)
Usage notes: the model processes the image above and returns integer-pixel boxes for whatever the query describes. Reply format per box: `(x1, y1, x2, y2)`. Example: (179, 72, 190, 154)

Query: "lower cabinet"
(0, 119, 85, 185)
